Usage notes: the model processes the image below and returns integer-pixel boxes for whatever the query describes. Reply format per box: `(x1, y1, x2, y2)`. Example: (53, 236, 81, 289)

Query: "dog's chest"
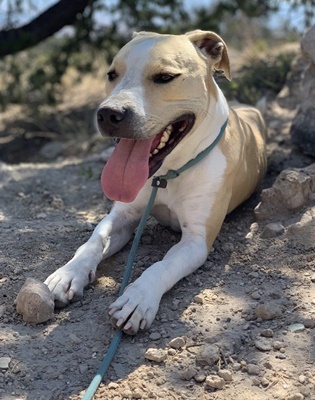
(151, 203, 181, 232)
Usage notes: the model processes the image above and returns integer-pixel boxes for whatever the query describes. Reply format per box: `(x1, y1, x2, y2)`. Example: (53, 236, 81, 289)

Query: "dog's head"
(98, 30, 231, 202)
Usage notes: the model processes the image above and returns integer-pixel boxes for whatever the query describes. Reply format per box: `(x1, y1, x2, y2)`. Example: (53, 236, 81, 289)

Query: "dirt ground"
(1, 69, 315, 400)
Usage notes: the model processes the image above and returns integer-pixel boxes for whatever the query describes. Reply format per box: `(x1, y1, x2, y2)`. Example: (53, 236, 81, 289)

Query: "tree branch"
(0, 0, 93, 57)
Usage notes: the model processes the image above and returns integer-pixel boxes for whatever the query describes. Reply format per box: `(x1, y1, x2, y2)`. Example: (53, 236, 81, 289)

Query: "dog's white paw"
(45, 264, 95, 308)
(108, 279, 161, 335)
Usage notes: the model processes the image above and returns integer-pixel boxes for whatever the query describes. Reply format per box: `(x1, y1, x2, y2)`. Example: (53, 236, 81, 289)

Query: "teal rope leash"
(82, 118, 228, 400)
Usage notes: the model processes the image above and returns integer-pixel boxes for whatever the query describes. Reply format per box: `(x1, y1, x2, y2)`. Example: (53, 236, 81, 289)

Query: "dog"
(45, 30, 267, 335)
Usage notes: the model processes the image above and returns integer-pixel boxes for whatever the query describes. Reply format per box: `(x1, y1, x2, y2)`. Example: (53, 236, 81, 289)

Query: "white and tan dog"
(45, 30, 267, 335)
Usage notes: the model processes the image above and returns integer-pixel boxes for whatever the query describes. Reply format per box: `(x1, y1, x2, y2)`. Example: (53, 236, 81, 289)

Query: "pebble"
(144, 348, 167, 363)
(298, 375, 306, 384)
(287, 323, 305, 332)
(196, 344, 219, 367)
(303, 318, 315, 328)
(194, 373, 206, 383)
(261, 377, 270, 387)
(36, 212, 47, 219)
(261, 328, 274, 338)
(108, 382, 119, 389)
(15, 278, 55, 323)
(69, 333, 82, 344)
(79, 365, 89, 374)
(260, 222, 285, 238)
(311, 272, 315, 282)
(251, 291, 261, 300)
(132, 389, 143, 399)
(205, 375, 225, 390)
(232, 362, 241, 371)
(0, 357, 11, 369)
(255, 302, 283, 320)
(218, 369, 233, 381)
(180, 369, 196, 380)
(149, 332, 161, 341)
(194, 294, 205, 304)
(247, 364, 261, 375)
(168, 337, 186, 349)
(254, 339, 272, 351)
(287, 394, 304, 400)
(272, 341, 284, 350)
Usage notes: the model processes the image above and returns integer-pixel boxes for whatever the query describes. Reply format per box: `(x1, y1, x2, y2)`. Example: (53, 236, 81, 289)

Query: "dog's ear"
(185, 30, 231, 81)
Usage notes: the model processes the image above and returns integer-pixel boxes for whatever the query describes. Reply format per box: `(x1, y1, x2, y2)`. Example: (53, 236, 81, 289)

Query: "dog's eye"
(107, 70, 118, 82)
(153, 73, 179, 84)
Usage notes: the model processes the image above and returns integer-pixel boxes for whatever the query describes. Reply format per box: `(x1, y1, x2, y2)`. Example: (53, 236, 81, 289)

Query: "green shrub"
(217, 52, 296, 105)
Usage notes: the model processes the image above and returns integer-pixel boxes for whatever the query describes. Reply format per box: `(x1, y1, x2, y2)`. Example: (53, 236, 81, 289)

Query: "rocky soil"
(1, 82, 315, 400)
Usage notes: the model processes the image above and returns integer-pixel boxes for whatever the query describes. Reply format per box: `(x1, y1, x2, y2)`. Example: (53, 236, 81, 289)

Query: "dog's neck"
(159, 81, 229, 174)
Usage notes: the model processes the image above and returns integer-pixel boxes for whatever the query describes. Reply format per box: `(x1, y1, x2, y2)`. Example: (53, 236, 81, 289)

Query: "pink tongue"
(101, 137, 155, 202)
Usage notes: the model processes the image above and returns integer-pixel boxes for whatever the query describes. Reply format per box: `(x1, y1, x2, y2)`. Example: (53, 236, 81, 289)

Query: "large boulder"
(290, 25, 315, 155)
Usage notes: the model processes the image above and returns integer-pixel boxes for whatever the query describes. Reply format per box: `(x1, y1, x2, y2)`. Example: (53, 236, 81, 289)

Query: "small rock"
(69, 333, 82, 344)
(252, 377, 261, 386)
(194, 294, 205, 304)
(251, 291, 261, 300)
(218, 369, 233, 382)
(261, 377, 270, 387)
(168, 337, 186, 349)
(298, 375, 306, 384)
(255, 302, 283, 320)
(180, 369, 196, 380)
(288, 323, 305, 332)
(16, 278, 54, 323)
(247, 364, 261, 375)
(149, 332, 161, 341)
(0, 357, 11, 369)
(254, 339, 272, 351)
(232, 362, 241, 371)
(132, 389, 143, 399)
(261, 328, 274, 338)
(79, 364, 89, 374)
(205, 375, 225, 390)
(260, 222, 285, 238)
(196, 344, 219, 367)
(272, 341, 284, 350)
(144, 348, 167, 363)
(303, 318, 315, 328)
(194, 373, 206, 383)
(108, 382, 119, 389)
(311, 272, 315, 282)
(36, 212, 47, 219)
(287, 393, 304, 400)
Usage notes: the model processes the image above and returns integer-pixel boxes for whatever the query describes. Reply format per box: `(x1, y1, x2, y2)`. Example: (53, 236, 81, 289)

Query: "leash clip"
(152, 177, 167, 188)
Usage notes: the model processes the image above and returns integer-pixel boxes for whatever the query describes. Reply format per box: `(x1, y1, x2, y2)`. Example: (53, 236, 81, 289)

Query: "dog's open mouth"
(101, 114, 195, 203)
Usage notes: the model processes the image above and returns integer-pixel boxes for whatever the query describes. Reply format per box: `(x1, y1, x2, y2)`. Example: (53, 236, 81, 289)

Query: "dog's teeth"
(149, 153, 152, 158)
(157, 142, 166, 150)
(161, 132, 170, 143)
(153, 149, 159, 155)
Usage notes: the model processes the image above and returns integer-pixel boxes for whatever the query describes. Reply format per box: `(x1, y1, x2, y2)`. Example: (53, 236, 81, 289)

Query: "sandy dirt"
(1, 92, 315, 399)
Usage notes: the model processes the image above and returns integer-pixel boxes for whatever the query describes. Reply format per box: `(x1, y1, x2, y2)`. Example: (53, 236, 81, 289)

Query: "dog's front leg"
(109, 230, 209, 335)
(45, 202, 141, 307)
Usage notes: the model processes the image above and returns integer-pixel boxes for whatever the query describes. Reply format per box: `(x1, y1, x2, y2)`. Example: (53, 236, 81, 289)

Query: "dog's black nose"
(97, 107, 128, 128)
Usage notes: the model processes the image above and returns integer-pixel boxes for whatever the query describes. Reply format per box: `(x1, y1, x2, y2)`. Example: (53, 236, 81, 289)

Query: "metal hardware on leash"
(82, 118, 228, 400)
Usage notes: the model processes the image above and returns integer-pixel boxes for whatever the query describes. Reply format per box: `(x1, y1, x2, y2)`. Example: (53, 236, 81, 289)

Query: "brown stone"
(16, 278, 54, 324)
